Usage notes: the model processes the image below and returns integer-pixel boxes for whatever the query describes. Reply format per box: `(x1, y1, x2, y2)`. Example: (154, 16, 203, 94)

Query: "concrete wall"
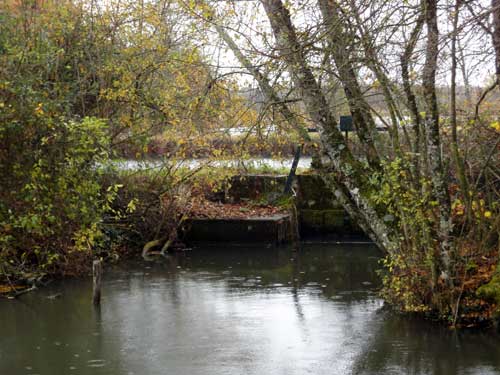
(226, 174, 361, 236)
(186, 215, 292, 244)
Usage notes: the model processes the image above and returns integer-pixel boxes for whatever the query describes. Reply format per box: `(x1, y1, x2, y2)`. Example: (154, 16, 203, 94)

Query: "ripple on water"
(87, 359, 107, 368)
(241, 282, 257, 287)
(227, 276, 246, 282)
(306, 282, 320, 286)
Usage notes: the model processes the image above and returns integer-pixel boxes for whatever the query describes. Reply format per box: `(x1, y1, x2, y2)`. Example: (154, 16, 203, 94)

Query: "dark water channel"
(1, 243, 500, 375)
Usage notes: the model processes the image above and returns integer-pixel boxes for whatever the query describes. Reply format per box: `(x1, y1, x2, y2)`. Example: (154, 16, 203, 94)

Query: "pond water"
(114, 157, 313, 171)
(1, 243, 500, 375)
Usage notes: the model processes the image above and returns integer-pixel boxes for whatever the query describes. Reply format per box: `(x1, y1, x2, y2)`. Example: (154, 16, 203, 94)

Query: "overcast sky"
(195, 0, 495, 89)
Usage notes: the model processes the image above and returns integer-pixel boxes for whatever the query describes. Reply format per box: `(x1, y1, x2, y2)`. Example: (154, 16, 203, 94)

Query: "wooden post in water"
(92, 259, 102, 306)
(284, 144, 302, 195)
(284, 144, 303, 243)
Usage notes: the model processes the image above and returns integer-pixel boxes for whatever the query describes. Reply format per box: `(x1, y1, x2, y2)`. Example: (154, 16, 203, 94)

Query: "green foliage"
(0, 4, 112, 278)
(371, 156, 499, 319)
(378, 255, 431, 313)
(368, 157, 434, 252)
(0, 0, 256, 279)
(368, 158, 439, 312)
(477, 265, 500, 312)
(0, 115, 110, 277)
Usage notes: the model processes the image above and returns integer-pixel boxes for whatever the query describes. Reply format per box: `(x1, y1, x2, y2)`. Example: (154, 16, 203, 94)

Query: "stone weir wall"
(226, 174, 361, 236)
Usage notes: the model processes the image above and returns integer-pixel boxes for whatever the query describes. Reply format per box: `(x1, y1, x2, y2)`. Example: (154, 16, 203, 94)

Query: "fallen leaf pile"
(190, 197, 286, 219)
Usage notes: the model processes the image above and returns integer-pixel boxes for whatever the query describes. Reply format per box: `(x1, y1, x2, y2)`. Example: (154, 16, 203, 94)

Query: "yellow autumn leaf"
(490, 121, 500, 132)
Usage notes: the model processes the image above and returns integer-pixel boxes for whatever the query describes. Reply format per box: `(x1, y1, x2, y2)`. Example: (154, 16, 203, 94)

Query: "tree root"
(142, 237, 172, 259)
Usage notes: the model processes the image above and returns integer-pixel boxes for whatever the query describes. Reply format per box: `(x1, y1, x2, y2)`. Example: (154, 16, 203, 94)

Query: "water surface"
(1, 243, 500, 375)
(114, 157, 313, 171)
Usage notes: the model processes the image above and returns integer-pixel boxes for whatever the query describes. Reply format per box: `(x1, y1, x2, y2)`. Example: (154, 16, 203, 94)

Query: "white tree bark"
(260, 0, 400, 254)
(423, 0, 453, 280)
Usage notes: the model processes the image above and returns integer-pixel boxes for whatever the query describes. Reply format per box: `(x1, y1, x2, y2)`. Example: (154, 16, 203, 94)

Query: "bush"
(0, 113, 110, 278)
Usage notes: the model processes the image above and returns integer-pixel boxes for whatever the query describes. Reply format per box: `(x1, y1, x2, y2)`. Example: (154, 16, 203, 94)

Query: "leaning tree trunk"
(260, 0, 400, 254)
(202, 1, 392, 250)
(317, 0, 381, 169)
(210, 15, 311, 142)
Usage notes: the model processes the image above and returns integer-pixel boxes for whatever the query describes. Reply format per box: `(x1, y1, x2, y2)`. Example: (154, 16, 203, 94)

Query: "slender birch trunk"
(401, 14, 424, 181)
(423, 0, 454, 280)
(317, 0, 381, 169)
(212, 20, 311, 142)
(450, 0, 470, 213)
(493, 0, 500, 83)
(260, 0, 399, 254)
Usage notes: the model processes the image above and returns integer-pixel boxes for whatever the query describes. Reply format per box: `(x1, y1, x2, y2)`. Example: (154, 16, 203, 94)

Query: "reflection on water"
(1, 243, 499, 375)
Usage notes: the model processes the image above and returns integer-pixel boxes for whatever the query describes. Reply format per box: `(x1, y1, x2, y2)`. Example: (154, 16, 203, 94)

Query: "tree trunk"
(450, 0, 470, 214)
(493, 0, 500, 83)
(317, 0, 381, 168)
(401, 14, 424, 180)
(212, 18, 311, 142)
(260, 0, 399, 254)
(423, 0, 453, 280)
